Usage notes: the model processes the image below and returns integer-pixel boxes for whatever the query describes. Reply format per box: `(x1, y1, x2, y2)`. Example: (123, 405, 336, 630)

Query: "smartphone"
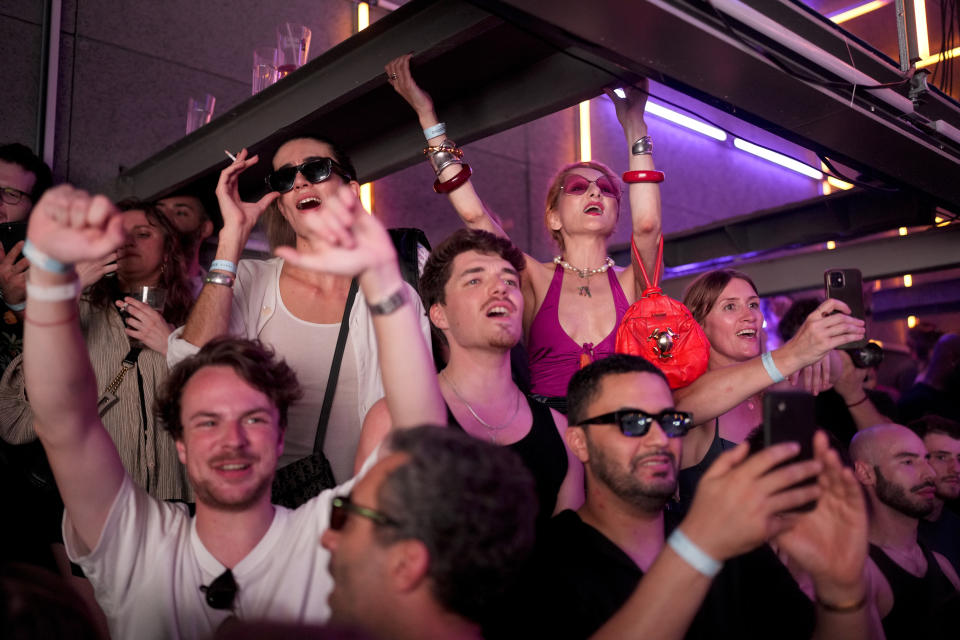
(824, 268, 868, 350)
(0, 222, 27, 255)
(763, 390, 817, 511)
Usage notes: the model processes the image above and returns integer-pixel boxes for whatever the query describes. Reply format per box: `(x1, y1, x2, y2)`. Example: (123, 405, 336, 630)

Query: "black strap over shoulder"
(312, 278, 359, 452)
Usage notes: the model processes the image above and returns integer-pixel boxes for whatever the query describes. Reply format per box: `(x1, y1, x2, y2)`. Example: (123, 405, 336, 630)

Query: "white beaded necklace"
(553, 256, 615, 297)
(441, 371, 521, 443)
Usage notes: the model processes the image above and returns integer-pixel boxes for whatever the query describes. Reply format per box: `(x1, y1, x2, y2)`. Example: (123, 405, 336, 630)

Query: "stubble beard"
(587, 438, 677, 513)
(190, 468, 274, 512)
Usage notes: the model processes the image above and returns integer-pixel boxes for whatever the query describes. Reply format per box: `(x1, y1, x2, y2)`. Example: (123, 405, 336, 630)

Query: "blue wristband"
(423, 122, 446, 140)
(667, 529, 722, 578)
(22, 240, 71, 273)
(210, 259, 237, 275)
(5, 300, 25, 311)
(761, 351, 786, 384)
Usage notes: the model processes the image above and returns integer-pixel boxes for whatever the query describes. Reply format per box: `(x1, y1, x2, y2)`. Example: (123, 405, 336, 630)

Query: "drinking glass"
(276, 23, 311, 78)
(252, 47, 279, 94)
(185, 94, 216, 134)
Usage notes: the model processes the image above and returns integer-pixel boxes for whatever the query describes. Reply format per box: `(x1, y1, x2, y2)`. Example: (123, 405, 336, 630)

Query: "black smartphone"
(0, 222, 27, 255)
(763, 390, 817, 511)
(824, 268, 868, 350)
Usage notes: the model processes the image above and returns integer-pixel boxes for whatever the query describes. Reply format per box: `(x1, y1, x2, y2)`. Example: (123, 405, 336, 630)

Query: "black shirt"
(491, 510, 814, 640)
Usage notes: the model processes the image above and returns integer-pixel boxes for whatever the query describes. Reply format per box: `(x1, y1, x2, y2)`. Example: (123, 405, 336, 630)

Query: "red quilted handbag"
(615, 237, 711, 389)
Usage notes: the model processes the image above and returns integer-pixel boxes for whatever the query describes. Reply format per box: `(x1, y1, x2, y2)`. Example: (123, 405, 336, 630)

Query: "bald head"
(851, 424, 937, 520)
(850, 424, 924, 467)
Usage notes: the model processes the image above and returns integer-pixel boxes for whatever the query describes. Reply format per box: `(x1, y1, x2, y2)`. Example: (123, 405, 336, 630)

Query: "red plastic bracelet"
(434, 164, 473, 194)
(622, 170, 665, 184)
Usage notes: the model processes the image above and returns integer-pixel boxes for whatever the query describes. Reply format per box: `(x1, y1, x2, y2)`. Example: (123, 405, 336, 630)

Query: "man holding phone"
(850, 423, 960, 639)
(0, 143, 53, 371)
(498, 354, 874, 640)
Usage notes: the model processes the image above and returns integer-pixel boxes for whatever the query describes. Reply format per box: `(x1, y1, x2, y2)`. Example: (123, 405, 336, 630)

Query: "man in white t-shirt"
(21, 183, 445, 639)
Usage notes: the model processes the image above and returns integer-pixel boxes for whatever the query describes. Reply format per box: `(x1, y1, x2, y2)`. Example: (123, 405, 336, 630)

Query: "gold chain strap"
(103, 361, 135, 395)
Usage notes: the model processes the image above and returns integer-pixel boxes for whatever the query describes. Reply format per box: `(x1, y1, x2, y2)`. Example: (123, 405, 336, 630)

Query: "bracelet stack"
(424, 138, 472, 194)
(423, 139, 464, 176)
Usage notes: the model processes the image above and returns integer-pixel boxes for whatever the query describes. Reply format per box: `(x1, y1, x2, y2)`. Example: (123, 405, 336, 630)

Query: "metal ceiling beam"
(872, 278, 960, 321)
(659, 188, 935, 267)
(475, 0, 960, 212)
(114, 0, 960, 267)
(113, 0, 621, 202)
(659, 224, 960, 298)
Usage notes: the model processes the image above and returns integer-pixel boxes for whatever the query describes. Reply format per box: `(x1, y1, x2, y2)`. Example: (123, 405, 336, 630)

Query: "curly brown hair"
(156, 337, 303, 440)
(84, 199, 193, 326)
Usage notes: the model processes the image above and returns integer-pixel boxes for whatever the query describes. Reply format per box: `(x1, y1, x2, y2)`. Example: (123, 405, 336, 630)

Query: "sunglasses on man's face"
(560, 174, 620, 200)
(578, 408, 693, 438)
(329, 495, 401, 531)
(265, 157, 351, 193)
(200, 568, 237, 610)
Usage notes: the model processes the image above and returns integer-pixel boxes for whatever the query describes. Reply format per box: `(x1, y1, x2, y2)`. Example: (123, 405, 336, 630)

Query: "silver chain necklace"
(553, 256, 615, 297)
(441, 371, 521, 443)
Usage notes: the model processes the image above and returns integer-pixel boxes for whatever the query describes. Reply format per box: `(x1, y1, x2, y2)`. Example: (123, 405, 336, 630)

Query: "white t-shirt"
(64, 474, 356, 640)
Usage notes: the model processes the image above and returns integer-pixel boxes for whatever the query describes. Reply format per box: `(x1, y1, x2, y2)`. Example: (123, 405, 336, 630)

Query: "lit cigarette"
(224, 149, 237, 162)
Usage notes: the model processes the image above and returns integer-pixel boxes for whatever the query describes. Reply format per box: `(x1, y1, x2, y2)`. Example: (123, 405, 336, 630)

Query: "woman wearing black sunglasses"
(168, 137, 431, 488)
(388, 55, 662, 412)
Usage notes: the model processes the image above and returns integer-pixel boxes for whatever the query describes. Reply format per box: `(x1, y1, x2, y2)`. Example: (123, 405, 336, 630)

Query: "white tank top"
(259, 275, 360, 483)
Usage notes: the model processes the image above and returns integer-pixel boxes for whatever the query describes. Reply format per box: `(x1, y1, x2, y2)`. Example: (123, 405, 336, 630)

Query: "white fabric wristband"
(22, 240, 71, 273)
(667, 529, 722, 578)
(210, 259, 237, 275)
(26, 278, 82, 302)
(761, 351, 786, 384)
(423, 122, 446, 140)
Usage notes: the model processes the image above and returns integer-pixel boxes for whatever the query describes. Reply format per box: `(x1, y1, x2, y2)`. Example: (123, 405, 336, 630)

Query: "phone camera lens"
(830, 272, 844, 288)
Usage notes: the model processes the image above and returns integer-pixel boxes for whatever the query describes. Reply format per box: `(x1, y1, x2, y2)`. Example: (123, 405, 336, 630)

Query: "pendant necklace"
(442, 371, 521, 443)
(554, 256, 615, 298)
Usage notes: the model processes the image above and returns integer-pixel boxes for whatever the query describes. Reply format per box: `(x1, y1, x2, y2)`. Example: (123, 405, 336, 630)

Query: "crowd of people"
(0, 54, 958, 640)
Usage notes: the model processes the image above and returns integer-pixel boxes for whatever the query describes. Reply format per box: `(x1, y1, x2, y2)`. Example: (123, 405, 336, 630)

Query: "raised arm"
(594, 440, 828, 640)
(275, 185, 445, 428)
(607, 84, 662, 294)
(830, 350, 889, 431)
(22, 186, 128, 550)
(675, 298, 866, 423)
(179, 149, 279, 348)
(386, 54, 507, 239)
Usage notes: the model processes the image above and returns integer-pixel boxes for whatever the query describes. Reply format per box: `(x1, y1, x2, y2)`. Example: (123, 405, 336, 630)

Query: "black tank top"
(675, 418, 737, 514)
(869, 543, 960, 639)
(447, 394, 567, 520)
